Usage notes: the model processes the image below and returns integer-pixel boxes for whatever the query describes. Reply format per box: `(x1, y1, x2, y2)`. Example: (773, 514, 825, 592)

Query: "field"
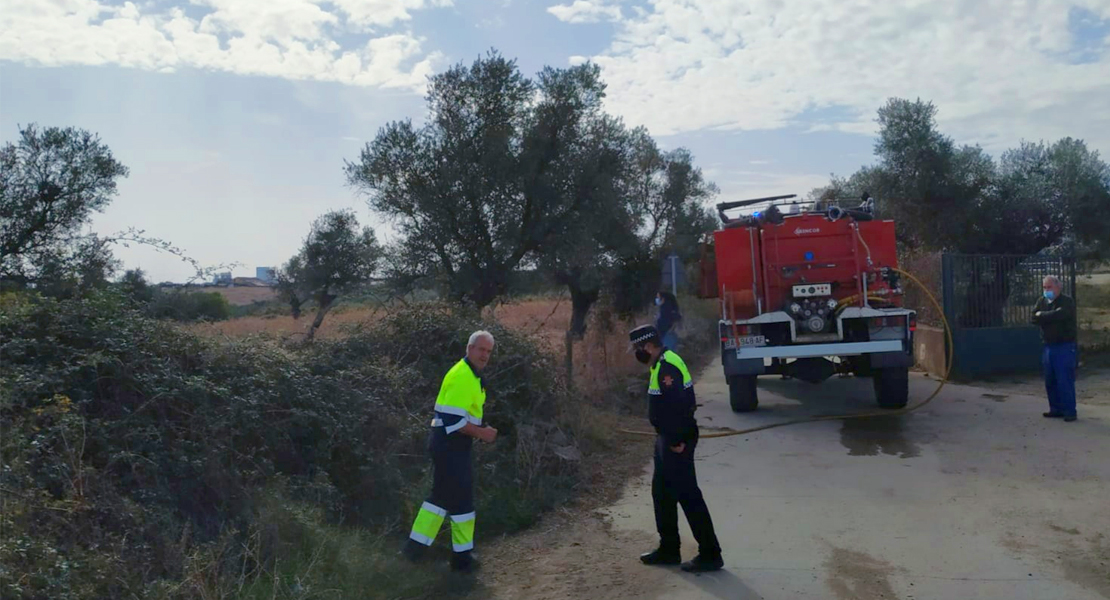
(171, 284, 279, 306)
(188, 295, 721, 395)
(1078, 269, 1110, 352)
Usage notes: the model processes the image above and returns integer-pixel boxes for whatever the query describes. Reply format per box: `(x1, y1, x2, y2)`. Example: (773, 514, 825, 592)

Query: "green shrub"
(148, 289, 232, 321)
(0, 293, 580, 599)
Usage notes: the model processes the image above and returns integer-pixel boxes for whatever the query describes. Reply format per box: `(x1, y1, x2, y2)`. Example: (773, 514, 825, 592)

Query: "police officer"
(403, 330, 498, 573)
(630, 324, 724, 573)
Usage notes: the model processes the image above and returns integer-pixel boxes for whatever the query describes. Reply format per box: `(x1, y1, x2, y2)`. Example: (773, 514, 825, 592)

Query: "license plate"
(737, 335, 766, 348)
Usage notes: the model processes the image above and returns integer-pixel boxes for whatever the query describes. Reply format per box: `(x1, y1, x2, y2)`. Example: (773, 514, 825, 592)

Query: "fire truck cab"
(710, 193, 916, 412)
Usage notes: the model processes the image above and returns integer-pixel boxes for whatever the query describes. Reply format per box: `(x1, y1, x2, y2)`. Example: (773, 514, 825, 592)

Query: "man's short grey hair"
(1043, 275, 1062, 287)
(468, 330, 494, 347)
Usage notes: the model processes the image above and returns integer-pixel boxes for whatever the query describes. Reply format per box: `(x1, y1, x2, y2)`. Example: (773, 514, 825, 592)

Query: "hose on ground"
(619, 268, 953, 440)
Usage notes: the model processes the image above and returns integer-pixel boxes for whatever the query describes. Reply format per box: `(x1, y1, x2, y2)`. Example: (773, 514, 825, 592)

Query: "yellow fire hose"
(620, 268, 953, 440)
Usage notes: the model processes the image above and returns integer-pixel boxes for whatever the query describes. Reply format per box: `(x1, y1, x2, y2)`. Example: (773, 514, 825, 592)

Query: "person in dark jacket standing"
(629, 324, 723, 573)
(655, 291, 683, 351)
(1032, 275, 1078, 422)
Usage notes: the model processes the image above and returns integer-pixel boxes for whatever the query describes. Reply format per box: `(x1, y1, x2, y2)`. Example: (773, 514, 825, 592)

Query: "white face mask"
(655, 297, 663, 306)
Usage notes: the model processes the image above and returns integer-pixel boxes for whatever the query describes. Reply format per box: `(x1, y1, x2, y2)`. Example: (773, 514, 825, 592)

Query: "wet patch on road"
(1002, 526, 1110, 599)
(839, 416, 922, 458)
(983, 393, 1009, 402)
(1050, 523, 1082, 536)
(824, 545, 902, 600)
(1061, 533, 1110, 598)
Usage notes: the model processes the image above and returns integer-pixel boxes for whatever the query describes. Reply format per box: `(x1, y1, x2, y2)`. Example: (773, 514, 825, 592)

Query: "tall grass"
(0, 293, 597, 599)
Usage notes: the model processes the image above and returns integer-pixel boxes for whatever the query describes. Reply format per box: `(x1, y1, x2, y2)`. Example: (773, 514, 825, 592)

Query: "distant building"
(255, 266, 277, 284)
(213, 272, 232, 285)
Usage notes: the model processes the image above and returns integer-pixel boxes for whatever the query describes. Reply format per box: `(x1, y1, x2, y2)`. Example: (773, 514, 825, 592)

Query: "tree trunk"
(566, 281, 600, 340)
(305, 293, 337, 341)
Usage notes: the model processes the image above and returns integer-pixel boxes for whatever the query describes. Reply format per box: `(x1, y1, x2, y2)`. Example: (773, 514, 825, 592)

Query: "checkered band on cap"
(629, 325, 659, 344)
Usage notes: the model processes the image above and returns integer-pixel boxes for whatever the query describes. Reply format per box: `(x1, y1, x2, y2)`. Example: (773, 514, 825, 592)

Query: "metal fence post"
(941, 254, 956, 329)
(1069, 255, 1080, 369)
(941, 253, 956, 376)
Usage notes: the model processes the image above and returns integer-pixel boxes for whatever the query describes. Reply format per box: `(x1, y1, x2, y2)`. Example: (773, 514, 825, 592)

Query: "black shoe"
(1064, 415, 1077, 422)
(681, 554, 724, 573)
(451, 553, 479, 573)
(401, 539, 427, 563)
(1043, 412, 1064, 418)
(640, 548, 682, 566)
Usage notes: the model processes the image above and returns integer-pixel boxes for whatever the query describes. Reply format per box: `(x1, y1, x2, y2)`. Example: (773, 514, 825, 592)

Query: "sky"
(2, 0, 1108, 283)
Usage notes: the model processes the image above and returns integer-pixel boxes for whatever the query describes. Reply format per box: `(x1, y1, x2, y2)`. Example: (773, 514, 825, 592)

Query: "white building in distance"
(255, 267, 276, 284)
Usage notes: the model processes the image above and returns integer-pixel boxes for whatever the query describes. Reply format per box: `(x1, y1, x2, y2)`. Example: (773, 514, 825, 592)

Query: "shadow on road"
(688, 569, 764, 600)
(710, 376, 935, 459)
(753, 375, 883, 416)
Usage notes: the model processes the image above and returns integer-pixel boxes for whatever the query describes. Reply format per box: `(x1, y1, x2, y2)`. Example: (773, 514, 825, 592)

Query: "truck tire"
(729, 375, 759, 412)
(873, 367, 909, 409)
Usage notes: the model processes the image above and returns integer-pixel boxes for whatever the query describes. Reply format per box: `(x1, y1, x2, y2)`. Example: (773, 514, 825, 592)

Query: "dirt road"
(487, 358, 1110, 600)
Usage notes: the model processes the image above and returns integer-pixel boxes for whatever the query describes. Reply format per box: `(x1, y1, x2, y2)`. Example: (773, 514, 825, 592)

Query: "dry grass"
(185, 305, 385, 340)
(187, 296, 719, 394)
(1078, 279, 1110, 352)
(168, 285, 279, 306)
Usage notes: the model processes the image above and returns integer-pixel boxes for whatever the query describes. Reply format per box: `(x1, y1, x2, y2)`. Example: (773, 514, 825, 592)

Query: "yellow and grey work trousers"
(408, 447, 475, 554)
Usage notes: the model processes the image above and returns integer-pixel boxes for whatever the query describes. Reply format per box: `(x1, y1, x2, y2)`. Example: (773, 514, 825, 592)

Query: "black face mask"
(635, 349, 652, 364)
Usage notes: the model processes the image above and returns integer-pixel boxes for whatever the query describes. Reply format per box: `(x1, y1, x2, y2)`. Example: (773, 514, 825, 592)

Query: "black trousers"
(428, 445, 474, 516)
(652, 432, 721, 557)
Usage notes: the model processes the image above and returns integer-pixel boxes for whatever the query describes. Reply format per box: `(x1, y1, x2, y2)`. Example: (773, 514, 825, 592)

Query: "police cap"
(629, 324, 660, 346)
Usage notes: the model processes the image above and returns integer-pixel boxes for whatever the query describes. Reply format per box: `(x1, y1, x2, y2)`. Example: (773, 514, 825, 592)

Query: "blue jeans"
(1042, 342, 1077, 417)
(662, 330, 679, 351)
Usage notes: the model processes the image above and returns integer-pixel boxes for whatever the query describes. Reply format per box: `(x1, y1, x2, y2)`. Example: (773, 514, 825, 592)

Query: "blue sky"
(2, 0, 1108, 282)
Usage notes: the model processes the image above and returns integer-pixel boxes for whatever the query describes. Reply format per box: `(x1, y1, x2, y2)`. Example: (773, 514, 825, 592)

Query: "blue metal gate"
(941, 253, 1077, 379)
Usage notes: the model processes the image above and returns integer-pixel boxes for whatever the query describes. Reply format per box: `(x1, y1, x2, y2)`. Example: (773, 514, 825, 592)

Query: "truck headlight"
(790, 302, 801, 314)
(826, 298, 838, 310)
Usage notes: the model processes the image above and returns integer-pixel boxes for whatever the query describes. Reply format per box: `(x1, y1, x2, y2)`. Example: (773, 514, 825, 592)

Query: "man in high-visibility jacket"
(402, 330, 498, 573)
(630, 324, 723, 573)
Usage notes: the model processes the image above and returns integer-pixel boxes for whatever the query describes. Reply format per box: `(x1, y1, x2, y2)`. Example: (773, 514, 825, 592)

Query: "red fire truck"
(709, 194, 916, 412)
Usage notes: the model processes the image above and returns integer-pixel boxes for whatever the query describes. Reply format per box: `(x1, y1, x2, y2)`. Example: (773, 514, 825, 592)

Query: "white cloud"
(565, 0, 1110, 152)
(711, 170, 831, 200)
(547, 0, 622, 24)
(0, 0, 449, 91)
(329, 0, 454, 31)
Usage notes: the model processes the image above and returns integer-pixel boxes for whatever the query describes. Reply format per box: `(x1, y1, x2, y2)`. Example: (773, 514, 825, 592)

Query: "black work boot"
(401, 539, 427, 563)
(640, 547, 682, 566)
(450, 551, 479, 573)
(681, 554, 724, 573)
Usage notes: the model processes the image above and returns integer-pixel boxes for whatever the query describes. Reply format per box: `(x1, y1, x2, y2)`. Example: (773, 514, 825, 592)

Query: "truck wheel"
(873, 367, 909, 409)
(729, 375, 759, 412)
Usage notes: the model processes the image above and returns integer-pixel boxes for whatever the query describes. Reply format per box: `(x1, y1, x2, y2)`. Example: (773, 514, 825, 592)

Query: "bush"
(147, 289, 231, 322)
(0, 293, 581, 599)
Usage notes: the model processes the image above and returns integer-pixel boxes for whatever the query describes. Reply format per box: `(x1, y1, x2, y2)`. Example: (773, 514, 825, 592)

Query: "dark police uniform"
(631, 325, 722, 572)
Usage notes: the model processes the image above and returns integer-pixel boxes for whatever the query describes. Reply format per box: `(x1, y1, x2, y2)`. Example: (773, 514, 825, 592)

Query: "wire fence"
(942, 254, 1076, 329)
(900, 250, 944, 327)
